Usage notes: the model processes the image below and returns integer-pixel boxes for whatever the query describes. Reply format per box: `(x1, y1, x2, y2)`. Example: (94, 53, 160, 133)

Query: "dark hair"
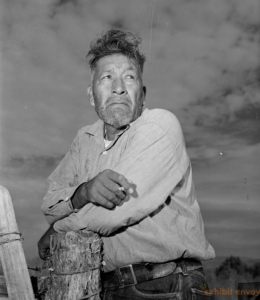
(87, 29, 146, 73)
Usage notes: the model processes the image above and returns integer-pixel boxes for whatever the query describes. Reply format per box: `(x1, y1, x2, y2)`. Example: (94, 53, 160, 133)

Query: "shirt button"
(103, 151, 107, 155)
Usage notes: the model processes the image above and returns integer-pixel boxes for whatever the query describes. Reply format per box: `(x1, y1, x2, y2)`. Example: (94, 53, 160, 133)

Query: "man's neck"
(104, 124, 126, 141)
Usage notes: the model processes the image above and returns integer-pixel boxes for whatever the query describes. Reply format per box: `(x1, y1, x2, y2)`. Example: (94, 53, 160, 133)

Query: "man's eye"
(102, 75, 111, 79)
(126, 75, 135, 79)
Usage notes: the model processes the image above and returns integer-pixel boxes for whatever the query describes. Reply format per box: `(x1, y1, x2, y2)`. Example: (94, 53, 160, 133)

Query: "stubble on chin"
(97, 106, 133, 128)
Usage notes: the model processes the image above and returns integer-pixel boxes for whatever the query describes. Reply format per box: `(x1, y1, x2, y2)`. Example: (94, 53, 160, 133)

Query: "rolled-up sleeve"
(41, 133, 81, 224)
(54, 121, 185, 235)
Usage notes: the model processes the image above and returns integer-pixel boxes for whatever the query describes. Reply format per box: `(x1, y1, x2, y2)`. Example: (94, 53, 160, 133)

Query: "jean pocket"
(191, 288, 213, 299)
(132, 286, 180, 300)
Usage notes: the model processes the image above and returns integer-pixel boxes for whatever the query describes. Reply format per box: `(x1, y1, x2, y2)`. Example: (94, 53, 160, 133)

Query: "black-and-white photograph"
(0, 1, 259, 299)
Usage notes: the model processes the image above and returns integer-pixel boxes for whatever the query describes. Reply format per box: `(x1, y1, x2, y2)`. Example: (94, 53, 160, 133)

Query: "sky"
(0, 0, 259, 265)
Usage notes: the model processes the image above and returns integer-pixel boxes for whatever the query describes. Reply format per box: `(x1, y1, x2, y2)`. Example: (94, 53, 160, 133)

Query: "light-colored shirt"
(41, 108, 215, 272)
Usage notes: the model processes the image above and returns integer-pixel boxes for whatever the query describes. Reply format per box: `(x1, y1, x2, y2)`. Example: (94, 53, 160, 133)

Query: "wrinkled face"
(88, 54, 146, 128)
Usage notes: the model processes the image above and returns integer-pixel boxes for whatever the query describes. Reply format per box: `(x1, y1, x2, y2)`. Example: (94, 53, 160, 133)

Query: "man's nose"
(112, 79, 127, 95)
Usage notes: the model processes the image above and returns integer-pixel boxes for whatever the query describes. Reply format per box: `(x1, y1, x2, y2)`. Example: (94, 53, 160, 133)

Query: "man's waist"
(102, 258, 203, 290)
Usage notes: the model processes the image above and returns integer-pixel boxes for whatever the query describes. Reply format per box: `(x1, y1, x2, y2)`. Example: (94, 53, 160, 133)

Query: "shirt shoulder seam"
(134, 120, 184, 175)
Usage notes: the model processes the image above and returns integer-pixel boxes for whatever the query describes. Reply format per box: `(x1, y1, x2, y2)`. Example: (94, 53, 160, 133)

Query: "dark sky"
(0, 0, 259, 261)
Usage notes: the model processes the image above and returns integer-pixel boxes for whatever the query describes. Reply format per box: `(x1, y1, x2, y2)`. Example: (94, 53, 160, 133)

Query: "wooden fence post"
(0, 186, 35, 300)
(41, 230, 102, 300)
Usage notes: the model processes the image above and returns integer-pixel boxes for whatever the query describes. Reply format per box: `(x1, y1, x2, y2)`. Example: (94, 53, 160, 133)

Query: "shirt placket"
(101, 125, 130, 156)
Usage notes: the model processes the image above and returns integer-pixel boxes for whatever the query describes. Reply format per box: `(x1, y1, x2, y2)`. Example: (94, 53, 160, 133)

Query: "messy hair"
(87, 29, 146, 73)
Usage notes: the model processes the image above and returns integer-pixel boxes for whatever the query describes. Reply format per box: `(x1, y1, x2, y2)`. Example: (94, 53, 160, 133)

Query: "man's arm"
(70, 170, 132, 210)
(53, 115, 188, 235)
(39, 169, 133, 259)
(41, 130, 132, 224)
(41, 132, 83, 224)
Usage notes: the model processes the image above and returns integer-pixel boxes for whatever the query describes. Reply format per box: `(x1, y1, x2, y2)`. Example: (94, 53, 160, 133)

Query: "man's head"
(87, 29, 146, 129)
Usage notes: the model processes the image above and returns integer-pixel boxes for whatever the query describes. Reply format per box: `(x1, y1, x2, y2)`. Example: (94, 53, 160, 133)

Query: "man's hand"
(71, 169, 133, 210)
(37, 224, 57, 260)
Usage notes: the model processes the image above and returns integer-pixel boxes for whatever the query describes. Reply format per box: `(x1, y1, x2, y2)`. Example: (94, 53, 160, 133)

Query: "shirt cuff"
(53, 215, 83, 233)
(53, 222, 64, 233)
(42, 186, 79, 211)
(68, 198, 80, 213)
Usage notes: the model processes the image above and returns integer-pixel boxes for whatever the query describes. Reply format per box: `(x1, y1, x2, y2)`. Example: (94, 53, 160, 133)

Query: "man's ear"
(142, 86, 147, 98)
(142, 86, 147, 105)
(87, 85, 95, 106)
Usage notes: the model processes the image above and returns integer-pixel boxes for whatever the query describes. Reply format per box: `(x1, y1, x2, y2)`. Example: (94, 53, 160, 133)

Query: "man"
(38, 29, 215, 299)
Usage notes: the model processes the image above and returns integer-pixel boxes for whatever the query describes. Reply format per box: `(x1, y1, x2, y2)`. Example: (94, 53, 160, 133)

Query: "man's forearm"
(71, 170, 130, 210)
(43, 200, 75, 224)
(42, 184, 82, 224)
(43, 169, 130, 226)
(71, 182, 90, 209)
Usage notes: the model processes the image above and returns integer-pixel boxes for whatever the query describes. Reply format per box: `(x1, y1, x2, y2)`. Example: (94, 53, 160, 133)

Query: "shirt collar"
(84, 119, 103, 136)
(84, 108, 148, 137)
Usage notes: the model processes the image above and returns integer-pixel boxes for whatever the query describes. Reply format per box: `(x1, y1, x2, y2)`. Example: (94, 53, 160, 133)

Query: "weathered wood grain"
(0, 275, 7, 295)
(0, 186, 35, 300)
(42, 230, 102, 300)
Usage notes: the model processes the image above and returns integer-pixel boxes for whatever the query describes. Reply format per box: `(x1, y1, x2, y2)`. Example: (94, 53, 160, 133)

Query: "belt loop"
(181, 260, 189, 276)
(129, 265, 138, 285)
(115, 268, 124, 287)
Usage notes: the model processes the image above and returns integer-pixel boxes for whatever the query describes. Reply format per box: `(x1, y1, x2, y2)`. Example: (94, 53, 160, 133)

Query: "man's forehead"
(96, 54, 139, 72)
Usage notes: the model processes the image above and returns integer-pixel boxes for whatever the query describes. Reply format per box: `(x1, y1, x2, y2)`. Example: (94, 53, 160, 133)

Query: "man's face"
(89, 54, 145, 128)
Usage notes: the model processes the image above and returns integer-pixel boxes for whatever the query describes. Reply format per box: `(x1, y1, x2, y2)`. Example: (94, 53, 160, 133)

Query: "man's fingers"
(99, 186, 123, 206)
(37, 224, 56, 260)
(106, 170, 133, 192)
(39, 249, 49, 260)
(38, 242, 49, 260)
(103, 180, 127, 200)
(115, 187, 127, 200)
(94, 192, 117, 209)
(90, 170, 133, 209)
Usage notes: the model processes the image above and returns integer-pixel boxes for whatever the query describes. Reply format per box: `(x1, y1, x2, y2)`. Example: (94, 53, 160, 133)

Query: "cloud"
(197, 182, 260, 259)
(185, 99, 260, 154)
(204, 102, 260, 145)
(0, 153, 62, 259)
(0, 170, 50, 260)
(1, 0, 259, 161)
(134, 0, 260, 164)
(1, 154, 63, 178)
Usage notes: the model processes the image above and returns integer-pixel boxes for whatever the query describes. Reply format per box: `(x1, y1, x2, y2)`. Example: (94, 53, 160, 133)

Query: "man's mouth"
(107, 98, 131, 108)
(109, 102, 129, 107)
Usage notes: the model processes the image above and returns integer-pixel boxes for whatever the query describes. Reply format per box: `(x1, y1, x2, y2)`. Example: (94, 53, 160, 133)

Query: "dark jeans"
(102, 268, 213, 300)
